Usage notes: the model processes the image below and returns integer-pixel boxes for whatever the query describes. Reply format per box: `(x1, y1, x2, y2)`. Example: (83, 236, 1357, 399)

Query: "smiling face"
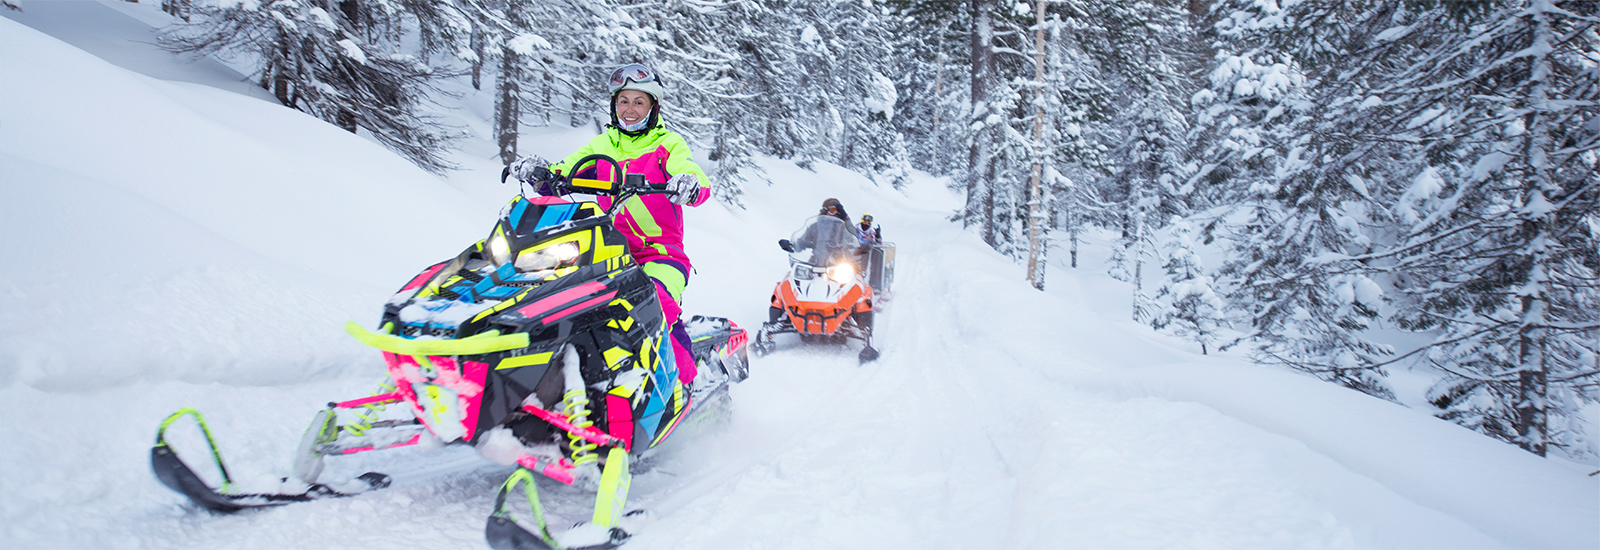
(614, 90, 655, 127)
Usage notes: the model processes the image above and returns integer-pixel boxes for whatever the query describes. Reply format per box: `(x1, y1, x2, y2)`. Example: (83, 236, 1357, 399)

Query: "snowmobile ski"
(486, 447, 637, 550)
(151, 408, 390, 513)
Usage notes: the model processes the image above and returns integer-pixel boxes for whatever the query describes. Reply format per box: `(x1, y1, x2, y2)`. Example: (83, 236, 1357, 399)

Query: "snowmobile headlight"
(514, 241, 582, 273)
(487, 233, 512, 266)
(826, 263, 856, 285)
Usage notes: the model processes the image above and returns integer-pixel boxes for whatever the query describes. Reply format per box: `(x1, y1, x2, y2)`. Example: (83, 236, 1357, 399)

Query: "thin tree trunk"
(469, 24, 484, 91)
(1025, 0, 1046, 290)
(1514, 6, 1556, 457)
(495, 47, 521, 166)
(966, 0, 997, 246)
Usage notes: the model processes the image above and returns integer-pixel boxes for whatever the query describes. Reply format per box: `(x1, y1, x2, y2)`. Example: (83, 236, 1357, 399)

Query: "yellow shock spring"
(344, 378, 398, 437)
(562, 389, 598, 466)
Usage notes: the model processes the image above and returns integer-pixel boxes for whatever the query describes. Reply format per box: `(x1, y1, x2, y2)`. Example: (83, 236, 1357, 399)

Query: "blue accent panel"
(483, 286, 517, 299)
(509, 199, 530, 228)
(638, 412, 662, 439)
(535, 204, 578, 231)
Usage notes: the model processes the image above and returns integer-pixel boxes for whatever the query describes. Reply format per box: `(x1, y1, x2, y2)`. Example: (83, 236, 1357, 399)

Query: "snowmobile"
(751, 215, 880, 363)
(150, 154, 750, 550)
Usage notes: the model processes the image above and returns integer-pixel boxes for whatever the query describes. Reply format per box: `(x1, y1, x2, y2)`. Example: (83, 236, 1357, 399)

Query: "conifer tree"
(162, 0, 458, 173)
(1365, 0, 1600, 456)
(1152, 216, 1228, 354)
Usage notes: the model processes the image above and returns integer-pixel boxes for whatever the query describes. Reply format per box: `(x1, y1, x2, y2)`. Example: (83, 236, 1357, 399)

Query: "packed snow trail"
(2, 3, 1596, 549)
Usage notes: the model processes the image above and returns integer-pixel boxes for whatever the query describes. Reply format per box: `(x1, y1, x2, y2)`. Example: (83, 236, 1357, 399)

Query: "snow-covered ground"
(2, 2, 1596, 549)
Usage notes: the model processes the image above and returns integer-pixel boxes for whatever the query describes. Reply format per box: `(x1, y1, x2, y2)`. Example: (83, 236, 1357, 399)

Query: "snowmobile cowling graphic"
(151, 154, 751, 550)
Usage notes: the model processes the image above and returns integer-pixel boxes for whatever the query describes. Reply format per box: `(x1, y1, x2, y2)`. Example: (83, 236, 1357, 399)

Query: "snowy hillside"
(2, 2, 1596, 549)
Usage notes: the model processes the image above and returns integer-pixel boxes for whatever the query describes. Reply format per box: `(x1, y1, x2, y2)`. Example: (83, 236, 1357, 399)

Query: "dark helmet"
(821, 198, 842, 214)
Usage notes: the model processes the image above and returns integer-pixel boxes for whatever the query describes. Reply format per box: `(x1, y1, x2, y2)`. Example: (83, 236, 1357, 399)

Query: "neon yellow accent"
(641, 262, 686, 302)
(592, 447, 632, 528)
(497, 352, 553, 370)
(156, 408, 237, 494)
(345, 378, 399, 436)
(570, 177, 615, 192)
(593, 227, 627, 264)
(563, 389, 598, 466)
(425, 385, 450, 427)
(607, 299, 637, 331)
(603, 347, 633, 370)
(344, 322, 529, 355)
(607, 383, 635, 400)
(495, 469, 561, 548)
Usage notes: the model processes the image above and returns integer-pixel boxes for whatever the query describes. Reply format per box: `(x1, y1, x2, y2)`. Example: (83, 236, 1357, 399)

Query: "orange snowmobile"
(752, 215, 881, 363)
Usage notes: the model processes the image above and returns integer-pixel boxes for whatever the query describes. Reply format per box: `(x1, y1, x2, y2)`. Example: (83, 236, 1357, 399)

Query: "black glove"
(779, 239, 795, 253)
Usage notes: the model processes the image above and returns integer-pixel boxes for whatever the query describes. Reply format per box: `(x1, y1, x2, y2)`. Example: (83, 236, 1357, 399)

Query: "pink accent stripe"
(526, 196, 573, 205)
(334, 392, 404, 409)
(606, 394, 634, 451)
(517, 281, 608, 319)
(521, 404, 627, 449)
(402, 263, 448, 292)
(541, 292, 618, 325)
(339, 434, 422, 455)
(516, 455, 576, 485)
(459, 360, 489, 441)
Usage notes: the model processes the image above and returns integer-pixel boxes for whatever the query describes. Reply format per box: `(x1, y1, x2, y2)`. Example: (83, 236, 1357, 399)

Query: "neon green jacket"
(549, 121, 711, 272)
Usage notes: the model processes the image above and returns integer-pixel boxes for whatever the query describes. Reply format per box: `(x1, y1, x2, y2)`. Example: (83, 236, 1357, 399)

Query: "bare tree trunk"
(1513, 7, 1557, 458)
(1025, 0, 1046, 290)
(469, 24, 484, 90)
(495, 47, 521, 166)
(271, 37, 293, 107)
(966, 0, 998, 246)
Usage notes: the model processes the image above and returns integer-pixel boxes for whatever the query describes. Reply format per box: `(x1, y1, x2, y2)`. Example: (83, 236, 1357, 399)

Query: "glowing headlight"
(515, 241, 582, 273)
(826, 263, 856, 285)
(487, 233, 512, 266)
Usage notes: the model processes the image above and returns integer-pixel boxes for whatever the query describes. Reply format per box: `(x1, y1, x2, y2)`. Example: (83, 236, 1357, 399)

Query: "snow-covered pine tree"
(810, 0, 911, 189)
(964, 0, 1003, 245)
(618, 0, 758, 203)
(1366, 0, 1600, 457)
(883, 0, 971, 178)
(161, 0, 458, 173)
(1036, 2, 1115, 271)
(1192, 0, 1397, 397)
(1054, 0, 1197, 317)
(1152, 216, 1227, 354)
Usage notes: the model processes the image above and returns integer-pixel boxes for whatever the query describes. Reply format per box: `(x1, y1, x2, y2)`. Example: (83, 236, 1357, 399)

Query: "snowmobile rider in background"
(822, 197, 852, 226)
(858, 213, 881, 245)
(782, 198, 865, 263)
(512, 63, 711, 386)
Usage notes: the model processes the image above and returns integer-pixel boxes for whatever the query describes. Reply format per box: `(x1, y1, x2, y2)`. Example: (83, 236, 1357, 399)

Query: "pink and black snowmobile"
(150, 154, 750, 550)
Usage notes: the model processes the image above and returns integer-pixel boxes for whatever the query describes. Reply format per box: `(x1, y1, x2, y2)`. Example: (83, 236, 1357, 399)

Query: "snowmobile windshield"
(788, 215, 861, 267)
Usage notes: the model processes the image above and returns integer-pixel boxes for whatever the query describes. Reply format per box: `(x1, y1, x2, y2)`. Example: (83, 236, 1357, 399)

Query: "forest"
(150, 0, 1599, 460)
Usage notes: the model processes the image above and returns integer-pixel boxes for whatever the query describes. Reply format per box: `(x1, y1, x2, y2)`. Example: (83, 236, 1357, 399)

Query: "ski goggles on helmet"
(608, 64, 659, 95)
(861, 214, 873, 222)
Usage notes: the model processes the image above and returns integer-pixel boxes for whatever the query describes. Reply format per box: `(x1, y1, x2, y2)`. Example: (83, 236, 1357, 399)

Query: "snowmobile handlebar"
(506, 154, 677, 216)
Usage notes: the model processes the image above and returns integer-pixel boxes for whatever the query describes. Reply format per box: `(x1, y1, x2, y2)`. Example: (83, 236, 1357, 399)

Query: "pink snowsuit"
(549, 121, 711, 385)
